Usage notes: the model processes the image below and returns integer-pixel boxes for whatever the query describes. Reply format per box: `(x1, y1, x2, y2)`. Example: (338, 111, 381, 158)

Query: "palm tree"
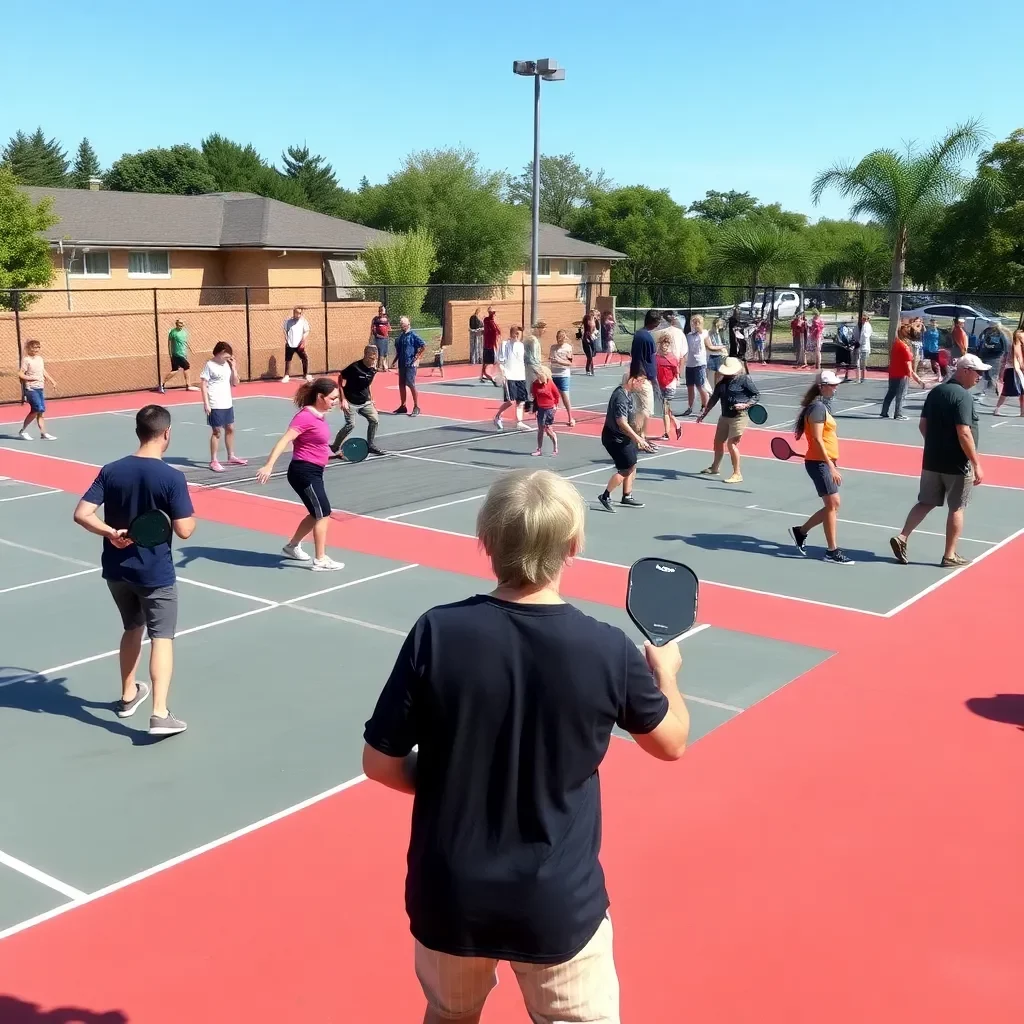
(811, 121, 986, 341)
(706, 221, 808, 310)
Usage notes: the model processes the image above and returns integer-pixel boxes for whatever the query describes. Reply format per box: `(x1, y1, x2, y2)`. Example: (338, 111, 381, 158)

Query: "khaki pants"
(415, 915, 619, 1023)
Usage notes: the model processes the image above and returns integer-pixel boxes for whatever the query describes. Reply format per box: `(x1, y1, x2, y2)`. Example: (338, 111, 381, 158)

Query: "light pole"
(512, 58, 565, 329)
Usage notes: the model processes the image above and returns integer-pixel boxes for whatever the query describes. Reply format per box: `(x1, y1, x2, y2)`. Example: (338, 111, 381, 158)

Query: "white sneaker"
(305, 374, 314, 383)
(493, 415, 503, 431)
(281, 375, 291, 384)
(40, 433, 57, 440)
(282, 542, 311, 561)
(18, 431, 32, 440)
(311, 556, 345, 572)
(515, 422, 530, 431)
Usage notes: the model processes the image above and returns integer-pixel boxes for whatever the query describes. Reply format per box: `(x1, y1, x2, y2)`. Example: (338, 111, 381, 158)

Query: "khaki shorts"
(714, 412, 748, 444)
(415, 915, 619, 1023)
(918, 468, 973, 511)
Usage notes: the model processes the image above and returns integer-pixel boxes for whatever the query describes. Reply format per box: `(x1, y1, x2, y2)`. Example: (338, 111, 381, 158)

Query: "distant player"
(159, 318, 197, 393)
(200, 342, 247, 472)
(332, 345, 384, 456)
(530, 364, 560, 457)
(282, 306, 311, 384)
(17, 339, 58, 441)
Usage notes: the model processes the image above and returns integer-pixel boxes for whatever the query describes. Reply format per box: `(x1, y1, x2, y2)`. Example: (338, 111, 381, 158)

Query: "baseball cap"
(818, 370, 843, 385)
(957, 353, 990, 372)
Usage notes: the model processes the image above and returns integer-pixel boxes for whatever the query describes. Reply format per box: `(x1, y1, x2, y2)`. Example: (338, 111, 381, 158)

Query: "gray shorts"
(107, 580, 179, 639)
(918, 469, 973, 511)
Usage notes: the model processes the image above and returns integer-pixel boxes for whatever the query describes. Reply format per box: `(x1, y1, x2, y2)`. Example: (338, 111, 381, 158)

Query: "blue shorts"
(374, 338, 390, 360)
(706, 355, 722, 371)
(805, 459, 840, 497)
(399, 364, 418, 387)
(207, 407, 235, 429)
(24, 388, 45, 413)
(536, 407, 556, 427)
(684, 366, 707, 388)
(552, 375, 570, 393)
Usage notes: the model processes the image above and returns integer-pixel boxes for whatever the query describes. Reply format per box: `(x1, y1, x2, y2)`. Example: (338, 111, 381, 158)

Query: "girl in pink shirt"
(257, 377, 344, 571)
(807, 312, 825, 371)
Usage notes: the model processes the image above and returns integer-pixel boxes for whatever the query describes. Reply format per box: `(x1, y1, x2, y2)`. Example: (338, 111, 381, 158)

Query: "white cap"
(818, 370, 843, 385)
(957, 353, 991, 372)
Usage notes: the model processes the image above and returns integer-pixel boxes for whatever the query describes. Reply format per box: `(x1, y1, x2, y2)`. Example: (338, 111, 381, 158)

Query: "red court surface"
(1, 381, 1022, 1022)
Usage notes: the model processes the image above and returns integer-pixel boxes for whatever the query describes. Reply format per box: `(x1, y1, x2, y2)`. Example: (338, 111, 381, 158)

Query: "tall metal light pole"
(512, 59, 565, 329)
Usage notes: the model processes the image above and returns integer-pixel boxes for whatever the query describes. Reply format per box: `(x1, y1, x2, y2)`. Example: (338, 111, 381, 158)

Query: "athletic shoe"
(823, 549, 855, 565)
(228, 455, 248, 465)
(493, 415, 503, 431)
(393, 405, 408, 415)
(568, 418, 576, 427)
(149, 711, 187, 736)
(305, 374, 313, 383)
(551, 448, 558, 456)
(598, 492, 615, 513)
(675, 425, 683, 440)
(311, 556, 345, 572)
(620, 495, 645, 508)
(879, 413, 889, 419)
(40, 433, 57, 440)
(724, 473, 743, 484)
(410, 407, 421, 417)
(210, 460, 225, 472)
(895, 414, 909, 421)
(700, 467, 719, 476)
(940, 553, 971, 568)
(282, 542, 311, 561)
(115, 681, 150, 719)
(281, 375, 291, 384)
(515, 422, 530, 431)
(491, 378, 500, 388)
(531, 448, 543, 457)
(18, 431, 31, 440)
(889, 536, 908, 564)
(789, 526, 808, 554)
(368, 445, 386, 456)
(157, 384, 166, 394)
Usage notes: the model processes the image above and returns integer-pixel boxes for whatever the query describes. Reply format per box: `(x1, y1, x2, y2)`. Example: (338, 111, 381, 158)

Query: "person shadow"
(655, 532, 887, 563)
(965, 694, 1024, 731)
(0, 996, 127, 1023)
(175, 545, 288, 570)
(0, 667, 154, 746)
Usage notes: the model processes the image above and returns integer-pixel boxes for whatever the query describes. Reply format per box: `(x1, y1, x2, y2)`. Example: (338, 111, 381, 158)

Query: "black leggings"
(284, 345, 309, 376)
(582, 339, 595, 374)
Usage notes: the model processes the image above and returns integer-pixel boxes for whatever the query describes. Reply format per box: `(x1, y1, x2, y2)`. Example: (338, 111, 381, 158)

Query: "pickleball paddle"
(770, 436, 805, 461)
(747, 403, 768, 425)
(341, 437, 369, 463)
(626, 558, 699, 646)
(126, 508, 173, 548)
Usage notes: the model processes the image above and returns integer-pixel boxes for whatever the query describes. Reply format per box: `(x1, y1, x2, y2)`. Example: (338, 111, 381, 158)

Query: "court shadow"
(965, 694, 1024, 731)
(163, 456, 205, 470)
(655, 533, 888, 563)
(0, 997, 127, 1023)
(176, 546, 286, 570)
(0, 668, 154, 745)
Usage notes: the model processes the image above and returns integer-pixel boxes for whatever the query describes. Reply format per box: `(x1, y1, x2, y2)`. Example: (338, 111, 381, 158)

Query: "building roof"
(22, 187, 394, 253)
(536, 223, 627, 260)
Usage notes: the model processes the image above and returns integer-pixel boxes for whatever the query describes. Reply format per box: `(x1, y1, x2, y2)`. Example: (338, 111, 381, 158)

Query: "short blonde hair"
(555, 329, 568, 343)
(690, 314, 704, 330)
(477, 470, 585, 586)
(533, 363, 552, 383)
(657, 334, 671, 349)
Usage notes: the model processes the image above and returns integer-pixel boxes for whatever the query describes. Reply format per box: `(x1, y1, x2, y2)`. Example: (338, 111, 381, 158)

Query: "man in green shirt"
(159, 319, 198, 393)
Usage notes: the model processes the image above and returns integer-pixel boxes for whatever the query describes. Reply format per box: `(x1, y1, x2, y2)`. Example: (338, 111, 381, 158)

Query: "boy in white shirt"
(282, 306, 311, 383)
(493, 326, 530, 431)
(200, 342, 247, 472)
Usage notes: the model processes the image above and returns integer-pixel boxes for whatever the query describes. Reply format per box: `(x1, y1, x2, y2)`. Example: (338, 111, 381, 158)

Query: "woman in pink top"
(257, 377, 344, 571)
(807, 311, 825, 371)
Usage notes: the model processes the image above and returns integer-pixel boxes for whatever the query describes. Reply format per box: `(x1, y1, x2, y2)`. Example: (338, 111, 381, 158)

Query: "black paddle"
(747, 403, 768, 425)
(125, 509, 173, 548)
(770, 436, 805, 461)
(340, 437, 370, 463)
(626, 558, 699, 646)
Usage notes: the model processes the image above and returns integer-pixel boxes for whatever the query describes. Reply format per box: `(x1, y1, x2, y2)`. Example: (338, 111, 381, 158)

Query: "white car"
(899, 302, 1016, 336)
(737, 289, 806, 320)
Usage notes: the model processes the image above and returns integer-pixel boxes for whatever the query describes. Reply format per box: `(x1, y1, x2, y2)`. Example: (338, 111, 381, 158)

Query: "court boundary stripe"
(0, 849, 86, 902)
(0, 567, 101, 595)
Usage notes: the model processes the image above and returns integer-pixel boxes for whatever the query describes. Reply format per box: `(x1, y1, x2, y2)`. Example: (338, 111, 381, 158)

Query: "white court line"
(0, 537, 95, 568)
(386, 493, 487, 520)
(280, 563, 418, 604)
(0, 488, 60, 503)
(883, 524, 1024, 618)
(175, 576, 279, 606)
(0, 773, 368, 942)
(0, 849, 86, 901)
(283, 603, 408, 637)
(0, 567, 101, 595)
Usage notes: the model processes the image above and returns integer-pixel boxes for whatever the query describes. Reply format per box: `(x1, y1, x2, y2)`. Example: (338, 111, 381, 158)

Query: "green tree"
(1, 128, 68, 186)
(279, 144, 354, 216)
(505, 153, 612, 228)
(69, 138, 102, 188)
(201, 134, 307, 205)
(688, 189, 758, 224)
(706, 222, 808, 295)
(811, 120, 987, 339)
(0, 166, 58, 309)
(352, 228, 438, 323)
(362, 148, 528, 284)
(105, 144, 217, 194)
(573, 185, 709, 284)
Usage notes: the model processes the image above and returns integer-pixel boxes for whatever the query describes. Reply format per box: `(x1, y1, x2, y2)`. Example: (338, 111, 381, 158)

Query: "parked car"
(898, 302, 1016, 335)
(737, 288, 806, 320)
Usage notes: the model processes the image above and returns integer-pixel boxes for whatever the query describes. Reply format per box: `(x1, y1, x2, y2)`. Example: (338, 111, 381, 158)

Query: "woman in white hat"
(695, 355, 760, 484)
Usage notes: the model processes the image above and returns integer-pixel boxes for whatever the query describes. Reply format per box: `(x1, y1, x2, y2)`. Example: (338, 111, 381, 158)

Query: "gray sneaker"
(115, 681, 150, 719)
(149, 711, 187, 736)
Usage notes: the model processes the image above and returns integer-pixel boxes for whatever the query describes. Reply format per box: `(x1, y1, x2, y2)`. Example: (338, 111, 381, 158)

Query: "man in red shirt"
(791, 313, 808, 367)
(480, 306, 500, 387)
(881, 317, 926, 420)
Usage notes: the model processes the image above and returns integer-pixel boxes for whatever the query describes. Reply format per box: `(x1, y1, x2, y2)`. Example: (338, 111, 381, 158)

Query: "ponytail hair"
(794, 382, 823, 440)
(293, 376, 337, 408)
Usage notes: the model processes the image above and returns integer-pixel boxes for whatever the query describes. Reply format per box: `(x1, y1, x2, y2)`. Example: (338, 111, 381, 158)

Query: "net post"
(153, 288, 162, 385)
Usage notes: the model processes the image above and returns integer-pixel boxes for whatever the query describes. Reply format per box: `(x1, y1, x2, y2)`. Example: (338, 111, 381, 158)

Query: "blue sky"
(2, 0, 1019, 222)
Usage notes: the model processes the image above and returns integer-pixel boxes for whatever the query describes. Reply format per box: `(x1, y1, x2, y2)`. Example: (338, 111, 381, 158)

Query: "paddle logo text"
(655, 564, 675, 573)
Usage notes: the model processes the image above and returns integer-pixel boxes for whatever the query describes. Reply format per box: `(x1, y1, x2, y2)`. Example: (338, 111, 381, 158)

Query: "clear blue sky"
(2, 0, 1019, 222)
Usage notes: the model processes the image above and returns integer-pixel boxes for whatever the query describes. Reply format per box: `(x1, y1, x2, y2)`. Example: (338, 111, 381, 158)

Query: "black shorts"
(504, 379, 528, 404)
(170, 354, 190, 372)
(1003, 367, 1023, 397)
(601, 428, 637, 472)
(287, 459, 332, 520)
(805, 459, 840, 497)
(482, 348, 496, 366)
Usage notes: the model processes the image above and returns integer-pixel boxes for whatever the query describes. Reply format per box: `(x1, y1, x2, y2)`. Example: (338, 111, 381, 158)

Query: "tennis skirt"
(287, 459, 332, 520)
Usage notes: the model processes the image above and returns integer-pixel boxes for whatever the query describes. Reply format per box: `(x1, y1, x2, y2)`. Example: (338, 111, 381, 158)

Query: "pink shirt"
(809, 317, 825, 341)
(289, 407, 331, 466)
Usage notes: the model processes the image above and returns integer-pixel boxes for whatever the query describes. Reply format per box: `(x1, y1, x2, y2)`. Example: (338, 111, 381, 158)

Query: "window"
(128, 251, 171, 277)
(67, 251, 110, 277)
(565, 260, 586, 278)
(537, 259, 552, 277)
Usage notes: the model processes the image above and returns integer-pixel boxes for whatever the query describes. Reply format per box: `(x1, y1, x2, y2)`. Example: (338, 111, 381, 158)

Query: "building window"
(67, 251, 111, 277)
(128, 251, 171, 277)
(565, 260, 586, 278)
(537, 258, 552, 277)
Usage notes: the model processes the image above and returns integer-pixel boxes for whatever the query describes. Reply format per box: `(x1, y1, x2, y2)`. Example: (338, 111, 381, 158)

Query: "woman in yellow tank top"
(787, 371, 853, 565)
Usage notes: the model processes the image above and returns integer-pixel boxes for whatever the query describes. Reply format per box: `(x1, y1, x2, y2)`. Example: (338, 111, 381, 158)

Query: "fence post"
(767, 286, 776, 363)
(322, 285, 330, 373)
(152, 289, 162, 385)
(13, 290, 23, 364)
(440, 285, 447, 351)
(244, 287, 252, 381)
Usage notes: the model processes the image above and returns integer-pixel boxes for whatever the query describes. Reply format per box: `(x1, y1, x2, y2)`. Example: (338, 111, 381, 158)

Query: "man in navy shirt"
(391, 315, 425, 418)
(629, 309, 660, 438)
(363, 469, 690, 1023)
(74, 405, 196, 736)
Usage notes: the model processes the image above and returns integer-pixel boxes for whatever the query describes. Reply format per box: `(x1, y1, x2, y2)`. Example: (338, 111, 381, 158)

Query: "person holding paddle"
(787, 370, 854, 565)
(598, 370, 656, 512)
(331, 345, 384, 457)
(696, 356, 760, 484)
(73, 405, 195, 737)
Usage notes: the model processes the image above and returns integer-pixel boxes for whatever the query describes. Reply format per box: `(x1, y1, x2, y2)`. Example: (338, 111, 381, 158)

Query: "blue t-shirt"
(82, 456, 193, 588)
(364, 595, 669, 963)
(630, 329, 657, 381)
(922, 327, 940, 355)
(394, 330, 425, 368)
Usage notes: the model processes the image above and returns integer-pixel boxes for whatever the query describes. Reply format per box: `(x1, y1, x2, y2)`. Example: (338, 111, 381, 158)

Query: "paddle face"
(626, 558, 699, 646)
(770, 436, 801, 461)
(342, 437, 369, 463)
(127, 509, 172, 549)
(747, 403, 768, 425)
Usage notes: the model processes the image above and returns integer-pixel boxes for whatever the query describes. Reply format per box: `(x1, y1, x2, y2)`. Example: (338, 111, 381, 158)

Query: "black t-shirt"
(708, 374, 759, 418)
(469, 315, 483, 331)
(339, 359, 377, 405)
(921, 381, 978, 475)
(363, 595, 668, 963)
(603, 386, 634, 442)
